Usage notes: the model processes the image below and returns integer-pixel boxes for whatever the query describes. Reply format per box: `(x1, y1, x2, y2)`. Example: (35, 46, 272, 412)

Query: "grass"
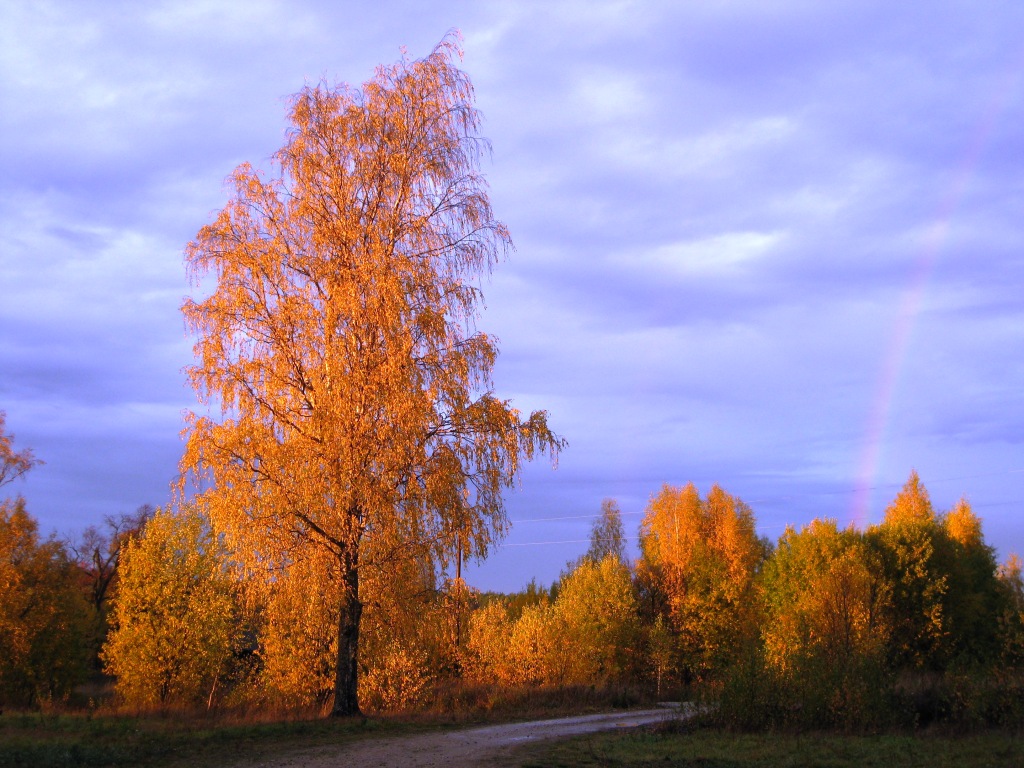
(0, 685, 644, 768)
(6, 692, 1023, 768)
(0, 710, 414, 768)
(516, 726, 1024, 768)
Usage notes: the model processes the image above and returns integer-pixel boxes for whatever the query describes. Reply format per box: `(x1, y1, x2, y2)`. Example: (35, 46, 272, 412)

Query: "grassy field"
(0, 687, 630, 768)
(0, 710, 417, 768)
(518, 727, 1024, 768)
(4, 708, 1024, 768)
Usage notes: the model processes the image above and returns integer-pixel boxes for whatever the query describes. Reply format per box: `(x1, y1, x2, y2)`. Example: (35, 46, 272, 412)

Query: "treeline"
(468, 475, 1024, 729)
(3, 414, 1024, 726)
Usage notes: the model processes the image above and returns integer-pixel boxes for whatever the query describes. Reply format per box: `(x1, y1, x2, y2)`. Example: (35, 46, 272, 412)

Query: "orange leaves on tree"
(179, 35, 562, 716)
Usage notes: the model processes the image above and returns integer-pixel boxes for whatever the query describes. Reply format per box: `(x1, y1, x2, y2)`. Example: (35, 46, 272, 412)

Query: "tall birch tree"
(180, 37, 562, 716)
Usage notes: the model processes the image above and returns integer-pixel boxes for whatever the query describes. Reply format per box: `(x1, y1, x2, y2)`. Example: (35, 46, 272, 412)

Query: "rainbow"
(850, 55, 1022, 527)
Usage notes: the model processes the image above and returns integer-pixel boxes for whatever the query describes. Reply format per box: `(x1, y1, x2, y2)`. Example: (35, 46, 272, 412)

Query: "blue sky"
(2, 1, 1023, 591)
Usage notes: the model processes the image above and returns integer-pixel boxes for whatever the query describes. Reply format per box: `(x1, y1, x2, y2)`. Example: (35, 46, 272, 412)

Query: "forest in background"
(4, 407, 1024, 731)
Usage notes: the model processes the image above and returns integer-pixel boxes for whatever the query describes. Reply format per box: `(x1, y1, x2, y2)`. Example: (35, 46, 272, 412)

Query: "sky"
(2, 1, 1023, 592)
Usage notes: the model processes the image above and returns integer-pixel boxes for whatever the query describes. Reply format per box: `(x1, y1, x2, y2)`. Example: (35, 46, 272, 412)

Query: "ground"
(241, 707, 681, 768)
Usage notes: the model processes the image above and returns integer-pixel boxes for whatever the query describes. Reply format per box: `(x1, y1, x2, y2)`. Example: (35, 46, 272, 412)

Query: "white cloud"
(642, 230, 785, 277)
(3, 0, 1024, 589)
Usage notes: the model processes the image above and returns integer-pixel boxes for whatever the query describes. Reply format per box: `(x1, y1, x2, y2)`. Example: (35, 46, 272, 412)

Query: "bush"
(892, 669, 1024, 730)
(360, 646, 432, 714)
(713, 642, 898, 731)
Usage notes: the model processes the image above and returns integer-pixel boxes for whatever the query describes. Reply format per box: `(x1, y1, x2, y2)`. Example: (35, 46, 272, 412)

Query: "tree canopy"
(180, 36, 562, 715)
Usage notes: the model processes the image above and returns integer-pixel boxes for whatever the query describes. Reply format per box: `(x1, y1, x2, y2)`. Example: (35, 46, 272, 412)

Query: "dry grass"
(0, 682, 656, 768)
(519, 726, 1024, 768)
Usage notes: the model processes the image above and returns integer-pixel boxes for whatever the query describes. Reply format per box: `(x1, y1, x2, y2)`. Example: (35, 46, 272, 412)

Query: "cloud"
(2, 0, 1024, 589)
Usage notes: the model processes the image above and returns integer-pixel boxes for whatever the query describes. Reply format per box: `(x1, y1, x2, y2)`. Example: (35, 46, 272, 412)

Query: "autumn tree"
(463, 598, 560, 687)
(869, 471, 948, 669)
(0, 498, 89, 707)
(554, 554, 639, 684)
(180, 37, 562, 716)
(0, 411, 41, 490)
(757, 519, 892, 724)
(102, 505, 237, 710)
(865, 471, 1007, 670)
(0, 417, 85, 707)
(939, 497, 1003, 664)
(464, 558, 637, 688)
(765, 521, 889, 672)
(584, 498, 627, 565)
(637, 483, 766, 681)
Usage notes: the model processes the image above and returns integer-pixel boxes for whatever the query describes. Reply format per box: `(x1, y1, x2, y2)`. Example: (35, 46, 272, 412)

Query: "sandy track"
(247, 707, 682, 768)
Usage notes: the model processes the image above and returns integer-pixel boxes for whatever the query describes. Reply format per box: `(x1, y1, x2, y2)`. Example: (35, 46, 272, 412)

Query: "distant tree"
(0, 411, 41, 490)
(939, 497, 1003, 664)
(555, 554, 638, 684)
(0, 498, 89, 707)
(463, 598, 559, 687)
(881, 469, 937, 526)
(997, 554, 1024, 664)
(487, 578, 556, 621)
(761, 520, 889, 677)
(67, 505, 153, 669)
(868, 472, 1006, 670)
(68, 505, 153, 617)
(584, 499, 627, 565)
(637, 483, 766, 681)
(869, 471, 948, 669)
(102, 505, 237, 710)
(179, 36, 562, 716)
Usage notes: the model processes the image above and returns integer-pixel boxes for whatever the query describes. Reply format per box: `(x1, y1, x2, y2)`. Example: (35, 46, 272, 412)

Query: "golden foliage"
(872, 472, 949, 668)
(0, 498, 88, 706)
(358, 547, 452, 710)
(360, 644, 432, 713)
(637, 483, 764, 679)
(0, 411, 42, 490)
(761, 520, 889, 674)
(881, 469, 935, 526)
(255, 542, 339, 710)
(464, 556, 637, 688)
(463, 599, 557, 687)
(554, 555, 639, 684)
(179, 35, 562, 715)
(102, 506, 237, 710)
(945, 496, 983, 549)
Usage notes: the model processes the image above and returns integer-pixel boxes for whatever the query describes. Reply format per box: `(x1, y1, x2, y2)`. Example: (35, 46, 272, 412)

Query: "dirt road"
(247, 706, 682, 768)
